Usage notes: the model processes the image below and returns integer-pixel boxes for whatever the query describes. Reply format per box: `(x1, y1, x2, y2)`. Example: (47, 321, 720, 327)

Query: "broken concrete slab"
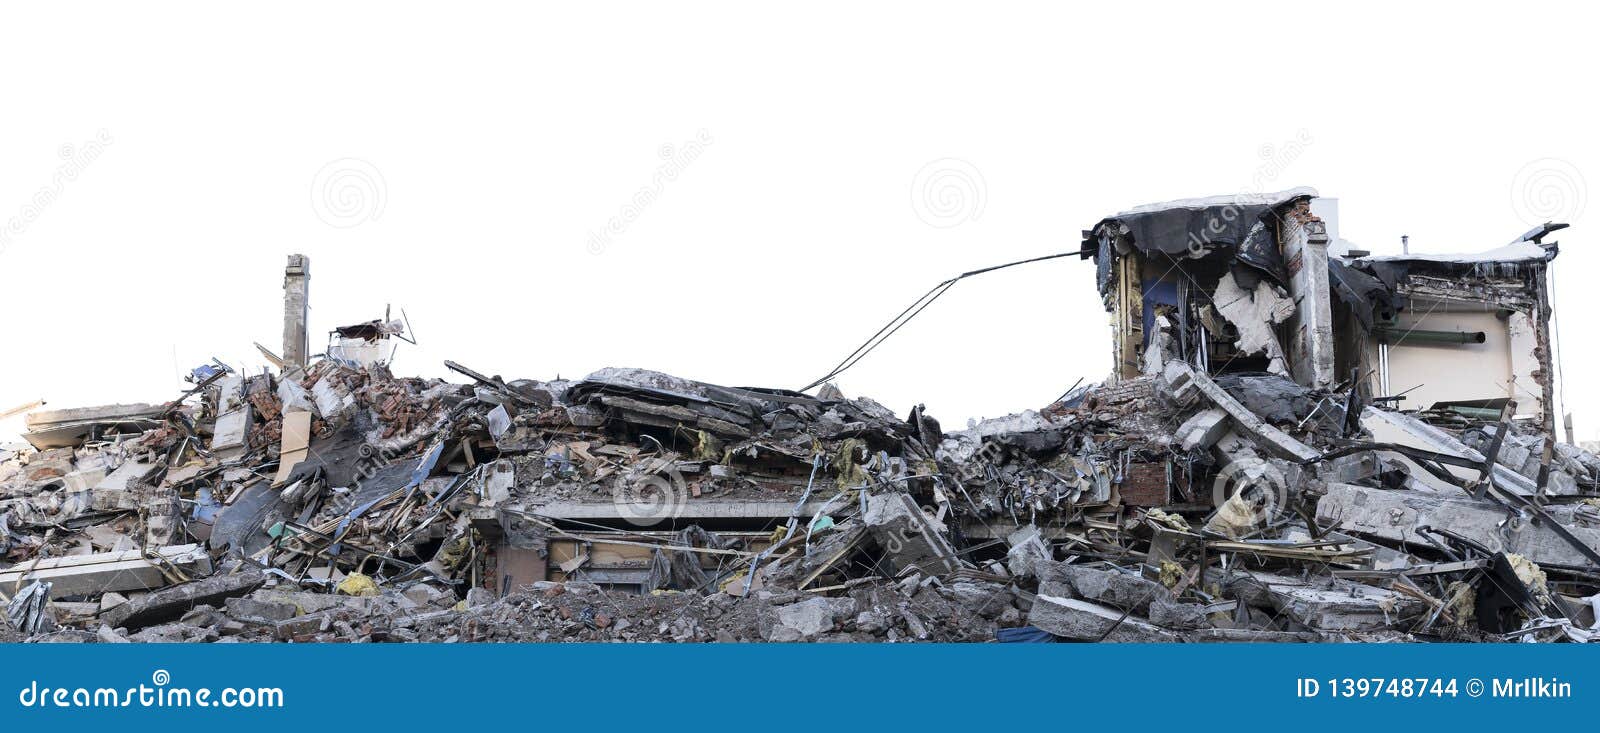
(0, 544, 212, 599)
(862, 491, 959, 575)
(1317, 482, 1600, 569)
(1361, 407, 1539, 495)
(760, 597, 854, 642)
(1028, 582, 1180, 642)
(223, 596, 299, 624)
(1229, 570, 1425, 631)
(1149, 597, 1211, 630)
(1160, 362, 1320, 462)
(21, 403, 164, 449)
(1176, 408, 1229, 451)
(102, 570, 265, 630)
(1038, 563, 1171, 615)
(209, 374, 251, 459)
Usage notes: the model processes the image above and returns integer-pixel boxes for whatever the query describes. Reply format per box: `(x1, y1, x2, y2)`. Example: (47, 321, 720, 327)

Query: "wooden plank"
(272, 410, 312, 486)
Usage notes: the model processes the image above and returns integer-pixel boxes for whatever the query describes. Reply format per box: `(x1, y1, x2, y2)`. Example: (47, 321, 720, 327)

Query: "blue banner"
(2, 643, 1593, 730)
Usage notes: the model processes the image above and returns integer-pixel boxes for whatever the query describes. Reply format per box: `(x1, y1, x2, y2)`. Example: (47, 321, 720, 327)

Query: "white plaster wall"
(1381, 306, 1518, 413)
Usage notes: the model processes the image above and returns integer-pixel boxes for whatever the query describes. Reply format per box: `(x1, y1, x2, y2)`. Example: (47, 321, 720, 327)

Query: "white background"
(0, 2, 1593, 441)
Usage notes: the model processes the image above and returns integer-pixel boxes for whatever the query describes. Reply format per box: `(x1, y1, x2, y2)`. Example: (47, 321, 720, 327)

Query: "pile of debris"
(4, 191, 1599, 643)
(0, 357, 1032, 643)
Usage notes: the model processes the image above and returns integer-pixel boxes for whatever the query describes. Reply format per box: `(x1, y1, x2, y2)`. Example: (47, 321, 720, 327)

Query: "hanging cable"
(799, 251, 1075, 392)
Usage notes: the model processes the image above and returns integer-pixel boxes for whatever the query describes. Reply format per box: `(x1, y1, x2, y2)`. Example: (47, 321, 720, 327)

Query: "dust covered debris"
(3, 209, 1597, 643)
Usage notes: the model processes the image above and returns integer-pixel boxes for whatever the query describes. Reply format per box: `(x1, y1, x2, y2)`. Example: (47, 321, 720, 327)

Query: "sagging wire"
(799, 252, 1075, 393)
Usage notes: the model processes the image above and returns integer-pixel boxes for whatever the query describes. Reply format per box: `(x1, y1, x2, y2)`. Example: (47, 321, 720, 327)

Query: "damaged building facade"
(1086, 187, 1562, 432)
(5, 200, 1600, 644)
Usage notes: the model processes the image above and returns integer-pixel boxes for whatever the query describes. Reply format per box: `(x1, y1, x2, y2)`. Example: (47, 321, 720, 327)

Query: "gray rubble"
(3, 199, 1598, 644)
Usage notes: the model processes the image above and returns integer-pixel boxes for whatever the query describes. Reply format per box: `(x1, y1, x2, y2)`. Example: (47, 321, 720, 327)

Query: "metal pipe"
(1373, 328, 1486, 345)
(1446, 405, 1502, 421)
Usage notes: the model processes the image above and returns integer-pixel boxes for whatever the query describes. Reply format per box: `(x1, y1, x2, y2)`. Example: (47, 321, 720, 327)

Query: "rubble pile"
(4, 191, 1597, 643)
(3, 352, 1597, 644)
(1, 357, 1042, 643)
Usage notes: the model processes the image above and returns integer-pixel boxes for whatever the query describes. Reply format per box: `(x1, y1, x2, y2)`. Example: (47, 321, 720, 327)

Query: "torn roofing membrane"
(1083, 187, 1318, 291)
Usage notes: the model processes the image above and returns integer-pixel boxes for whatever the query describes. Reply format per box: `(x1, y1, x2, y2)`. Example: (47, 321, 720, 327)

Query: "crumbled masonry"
(3, 195, 1597, 643)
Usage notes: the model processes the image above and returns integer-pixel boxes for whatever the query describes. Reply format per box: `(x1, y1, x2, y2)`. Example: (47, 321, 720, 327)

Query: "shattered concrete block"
(1149, 597, 1210, 630)
(465, 587, 496, 608)
(1362, 408, 1541, 495)
(759, 597, 856, 642)
(1229, 571, 1424, 632)
(940, 581, 1015, 619)
(250, 589, 374, 615)
(1176, 408, 1229, 451)
(102, 570, 265, 631)
(224, 596, 299, 624)
(1039, 563, 1171, 615)
(1029, 582, 1179, 642)
(0, 544, 213, 599)
(1166, 362, 1320, 462)
(1158, 360, 1199, 406)
(210, 374, 251, 458)
(400, 584, 455, 608)
(480, 459, 515, 508)
(99, 592, 128, 615)
(1318, 482, 1600, 568)
(1004, 525, 1051, 578)
(862, 491, 958, 575)
(274, 611, 333, 640)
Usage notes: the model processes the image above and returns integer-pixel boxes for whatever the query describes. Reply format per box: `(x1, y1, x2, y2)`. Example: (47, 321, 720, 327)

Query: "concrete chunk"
(1229, 571, 1424, 631)
(1029, 583, 1179, 642)
(1041, 563, 1171, 614)
(0, 544, 212, 599)
(1317, 482, 1600, 568)
(1176, 408, 1229, 451)
(102, 570, 265, 630)
(1162, 363, 1320, 461)
(224, 596, 299, 624)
